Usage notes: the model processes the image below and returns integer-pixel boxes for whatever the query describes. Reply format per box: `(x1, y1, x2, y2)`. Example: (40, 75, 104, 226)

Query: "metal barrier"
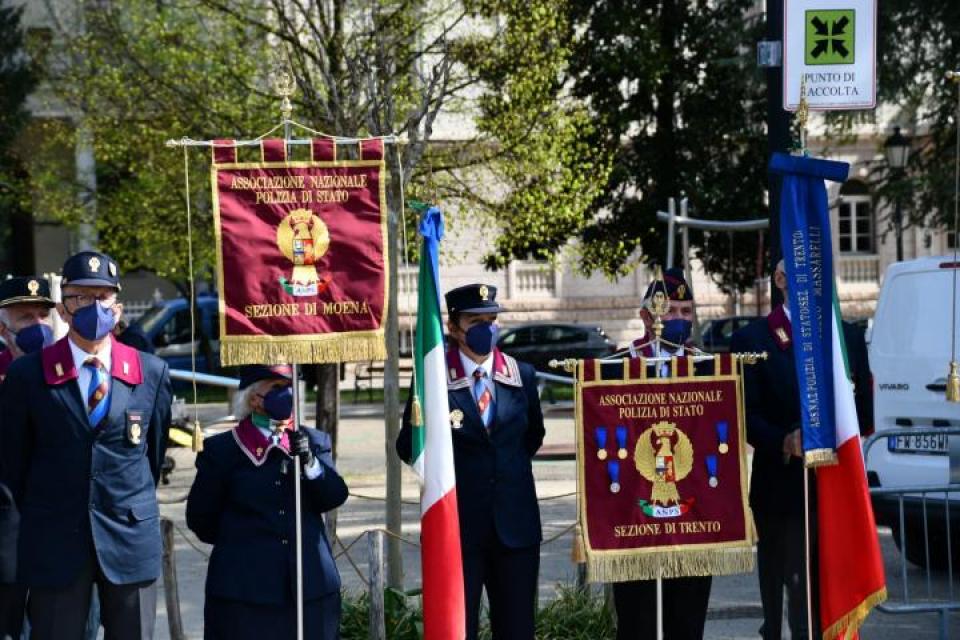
(863, 426, 960, 639)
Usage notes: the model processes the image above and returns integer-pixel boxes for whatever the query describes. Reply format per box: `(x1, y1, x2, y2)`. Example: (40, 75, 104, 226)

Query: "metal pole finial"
(272, 69, 296, 120)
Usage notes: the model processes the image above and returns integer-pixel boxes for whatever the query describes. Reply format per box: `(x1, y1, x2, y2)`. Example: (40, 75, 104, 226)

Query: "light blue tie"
(473, 369, 494, 429)
(84, 358, 110, 427)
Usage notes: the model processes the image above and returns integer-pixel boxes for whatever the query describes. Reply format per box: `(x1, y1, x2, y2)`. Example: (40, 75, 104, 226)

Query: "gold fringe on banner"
(804, 448, 839, 468)
(586, 546, 755, 583)
(220, 332, 387, 366)
(821, 586, 887, 640)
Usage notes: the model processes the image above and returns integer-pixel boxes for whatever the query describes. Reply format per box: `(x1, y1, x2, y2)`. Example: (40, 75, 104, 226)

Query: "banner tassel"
(191, 420, 204, 453)
(411, 395, 423, 428)
(571, 523, 587, 564)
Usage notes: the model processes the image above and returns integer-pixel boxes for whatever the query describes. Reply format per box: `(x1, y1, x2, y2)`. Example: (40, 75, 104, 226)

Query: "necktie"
(84, 358, 110, 427)
(473, 369, 494, 429)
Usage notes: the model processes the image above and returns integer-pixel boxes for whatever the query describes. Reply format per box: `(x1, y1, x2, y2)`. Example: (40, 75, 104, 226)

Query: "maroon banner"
(575, 354, 755, 582)
(211, 143, 387, 365)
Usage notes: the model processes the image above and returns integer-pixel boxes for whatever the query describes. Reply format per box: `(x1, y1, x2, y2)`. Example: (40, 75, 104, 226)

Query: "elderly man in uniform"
(186, 364, 347, 639)
(396, 284, 545, 640)
(0, 277, 55, 639)
(612, 267, 713, 640)
(0, 277, 56, 380)
(0, 251, 171, 640)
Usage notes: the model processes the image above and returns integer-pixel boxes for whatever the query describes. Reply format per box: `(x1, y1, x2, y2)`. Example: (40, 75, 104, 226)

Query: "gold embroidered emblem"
(634, 421, 694, 506)
(27, 280, 40, 296)
(479, 285, 489, 301)
(276, 208, 331, 297)
(129, 423, 142, 445)
(775, 327, 790, 345)
(449, 409, 464, 429)
(88, 257, 101, 273)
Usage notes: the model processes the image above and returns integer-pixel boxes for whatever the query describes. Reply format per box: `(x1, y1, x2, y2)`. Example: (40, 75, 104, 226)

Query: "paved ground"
(152, 402, 959, 639)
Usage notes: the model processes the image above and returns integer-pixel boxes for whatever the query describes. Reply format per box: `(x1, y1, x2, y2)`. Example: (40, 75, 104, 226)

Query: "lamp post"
(884, 126, 911, 262)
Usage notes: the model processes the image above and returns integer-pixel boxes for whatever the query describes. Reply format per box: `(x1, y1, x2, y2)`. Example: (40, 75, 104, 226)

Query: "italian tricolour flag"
(816, 296, 886, 639)
(410, 206, 465, 640)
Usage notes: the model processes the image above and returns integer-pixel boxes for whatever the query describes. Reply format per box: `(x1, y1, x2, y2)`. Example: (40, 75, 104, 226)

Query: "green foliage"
(0, 4, 36, 272)
(827, 1, 960, 235)
(32, 0, 276, 283)
(455, 1, 614, 273)
(340, 584, 614, 640)
(568, 0, 769, 291)
(340, 588, 423, 640)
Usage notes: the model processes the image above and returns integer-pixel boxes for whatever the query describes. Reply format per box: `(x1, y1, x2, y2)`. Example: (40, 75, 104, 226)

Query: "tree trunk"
(315, 363, 340, 543)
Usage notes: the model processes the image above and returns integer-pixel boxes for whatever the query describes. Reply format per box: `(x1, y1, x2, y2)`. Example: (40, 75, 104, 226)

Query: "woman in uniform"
(187, 365, 347, 639)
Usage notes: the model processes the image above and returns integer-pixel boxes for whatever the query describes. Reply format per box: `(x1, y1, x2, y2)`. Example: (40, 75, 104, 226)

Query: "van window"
(872, 269, 960, 358)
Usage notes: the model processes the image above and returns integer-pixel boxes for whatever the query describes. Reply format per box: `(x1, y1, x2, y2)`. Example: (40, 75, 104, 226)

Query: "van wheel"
(891, 522, 959, 572)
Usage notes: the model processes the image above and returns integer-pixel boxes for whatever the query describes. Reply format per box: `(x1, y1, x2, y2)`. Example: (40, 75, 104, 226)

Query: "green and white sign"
(784, 0, 875, 111)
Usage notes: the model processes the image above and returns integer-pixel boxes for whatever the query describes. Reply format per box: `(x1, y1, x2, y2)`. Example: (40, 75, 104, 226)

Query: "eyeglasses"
(62, 293, 118, 314)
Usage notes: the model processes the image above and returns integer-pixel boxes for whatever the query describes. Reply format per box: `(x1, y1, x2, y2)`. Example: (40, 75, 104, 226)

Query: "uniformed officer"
(612, 268, 713, 640)
(0, 276, 56, 381)
(396, 284, 546, 640)
(0, 277, 55, 639)
(186, 365, 347, 640)
(730, 259, 817, 640)
(0, 251, 172, 639)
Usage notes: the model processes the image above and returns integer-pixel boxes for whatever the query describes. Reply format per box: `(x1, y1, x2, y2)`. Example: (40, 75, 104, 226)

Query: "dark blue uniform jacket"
(0, 336, 171, 587)
(186, 423, 347, 605)
(397, 347, 545, 549)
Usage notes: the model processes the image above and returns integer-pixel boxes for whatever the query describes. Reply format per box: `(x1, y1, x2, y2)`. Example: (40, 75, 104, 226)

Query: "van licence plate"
(887, 433, 949, 454)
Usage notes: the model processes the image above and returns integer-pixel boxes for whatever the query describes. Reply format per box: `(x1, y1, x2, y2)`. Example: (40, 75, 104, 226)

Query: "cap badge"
(88, 256, 101, 273)
(677, 284, 687, 299)
(27, 280, 40, 296)
(479, 285, 489, 301)
(108, 262, 117, 277)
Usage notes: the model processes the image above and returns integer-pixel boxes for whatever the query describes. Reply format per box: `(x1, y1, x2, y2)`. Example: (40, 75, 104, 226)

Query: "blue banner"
(769, 153, 849, 468)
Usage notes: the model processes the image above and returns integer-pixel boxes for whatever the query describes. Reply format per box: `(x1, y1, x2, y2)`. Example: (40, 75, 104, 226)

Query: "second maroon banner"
(575, 354, 755, 582)
(211, 139, 387, 365)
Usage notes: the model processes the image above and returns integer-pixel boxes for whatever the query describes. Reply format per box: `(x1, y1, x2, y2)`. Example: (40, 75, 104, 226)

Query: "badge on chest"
(125, 410, 144, 446)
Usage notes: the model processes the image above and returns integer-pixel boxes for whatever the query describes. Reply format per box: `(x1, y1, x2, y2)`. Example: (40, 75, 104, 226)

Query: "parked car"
(700, 315, 762, 353)
(866, 255, 960, 570)
(131, 294, 221, 373)
(496, 323, 617, 373)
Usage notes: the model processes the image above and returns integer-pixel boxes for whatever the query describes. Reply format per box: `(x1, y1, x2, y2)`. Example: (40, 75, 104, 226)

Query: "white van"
(866, 255, 960, 569)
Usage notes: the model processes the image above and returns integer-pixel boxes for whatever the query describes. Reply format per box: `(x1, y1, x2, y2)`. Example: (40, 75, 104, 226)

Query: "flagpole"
(803, 466, 814, 640)
(274, 70, 306, 640)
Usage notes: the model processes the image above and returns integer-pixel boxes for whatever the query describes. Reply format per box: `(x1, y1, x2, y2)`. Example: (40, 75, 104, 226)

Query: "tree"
(560, 0, 769, 292)
(0, 4, 37, 275)
(828, 1, 960, 237)
(450, 0, 613, 272)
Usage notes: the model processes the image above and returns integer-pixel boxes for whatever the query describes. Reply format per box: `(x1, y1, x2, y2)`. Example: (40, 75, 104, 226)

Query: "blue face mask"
(662, 319, 692, 346)
(72, 301, 117, 341)
(464, 322, 499, 357)
(262, 385, 294, 421)
(13, 323, 54, 354)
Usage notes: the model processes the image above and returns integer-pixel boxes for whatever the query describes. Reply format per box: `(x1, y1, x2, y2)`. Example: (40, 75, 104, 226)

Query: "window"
(501, 327, 534, 347)
(837, 181, 874, 254)
(545, 326, 587, 344)
(154, 309, 193, 348)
